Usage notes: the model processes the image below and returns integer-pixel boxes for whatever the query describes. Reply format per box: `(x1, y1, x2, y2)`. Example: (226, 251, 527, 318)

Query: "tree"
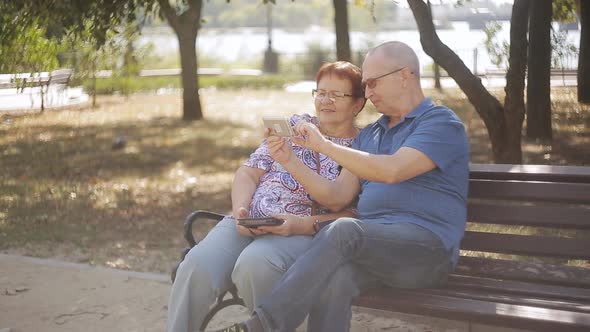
(428, 0, 442, 90)
(157, 0, 204, 121)
(526, 0, 552, 140)
(333, 0, 351, 62)
(408, 0, 530, 163)
(579, 0, 590, 103)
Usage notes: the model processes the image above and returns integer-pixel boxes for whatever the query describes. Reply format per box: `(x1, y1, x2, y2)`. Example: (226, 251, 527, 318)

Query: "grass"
(0, 87, 588, 273)
(82, 74, 303, 95)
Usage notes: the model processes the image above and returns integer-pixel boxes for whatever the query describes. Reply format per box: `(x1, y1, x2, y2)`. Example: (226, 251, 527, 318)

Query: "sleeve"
(243, 140, 274, 171)
(402, 109, 469, 172)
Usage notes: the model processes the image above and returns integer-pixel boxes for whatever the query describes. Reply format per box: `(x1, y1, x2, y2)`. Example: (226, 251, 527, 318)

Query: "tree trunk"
(502, 0, 530, 164)
(428, 1, 441, 90)
(579, 0, 590, 103)
(408, 0, 523, 163)
(333, 0, 351, 62)
(159, 0, 203, 121)
(526, 0, 552, 140)
(434, 62, 442, 90)
(177, 29, 202, 121)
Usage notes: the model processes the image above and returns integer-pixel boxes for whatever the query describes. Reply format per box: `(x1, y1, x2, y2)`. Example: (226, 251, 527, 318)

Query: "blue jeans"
(166, 217, 313, 332)
(254, 217, 452, 332)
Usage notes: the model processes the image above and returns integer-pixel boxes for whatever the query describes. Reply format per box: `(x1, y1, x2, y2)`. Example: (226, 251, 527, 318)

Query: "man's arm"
(292, 122, 436, 184)
(320, 143, 436, 184)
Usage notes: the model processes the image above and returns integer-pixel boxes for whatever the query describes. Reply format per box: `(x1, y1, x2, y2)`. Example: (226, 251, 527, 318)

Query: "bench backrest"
(48, 69, 73, 86)
(457, 164, 590, 288)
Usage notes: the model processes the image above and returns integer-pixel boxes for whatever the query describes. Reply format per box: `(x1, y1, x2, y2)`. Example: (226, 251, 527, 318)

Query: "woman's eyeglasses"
(361, 67, 406, 91)
(312, 89, 354, 103)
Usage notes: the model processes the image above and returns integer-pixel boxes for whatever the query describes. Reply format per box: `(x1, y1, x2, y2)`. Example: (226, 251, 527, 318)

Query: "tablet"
(237, 217, 285, 228)
(262, 116, 295, 137)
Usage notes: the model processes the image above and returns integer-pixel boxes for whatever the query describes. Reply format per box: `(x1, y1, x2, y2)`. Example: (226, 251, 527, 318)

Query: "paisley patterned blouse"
(244, 113, 356, 218)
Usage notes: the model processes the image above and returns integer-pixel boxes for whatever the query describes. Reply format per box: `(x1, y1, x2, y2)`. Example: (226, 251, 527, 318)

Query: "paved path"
(0, 254, 170, 332)
(1, 254, 492, 332)
(0, 87, 89, 112)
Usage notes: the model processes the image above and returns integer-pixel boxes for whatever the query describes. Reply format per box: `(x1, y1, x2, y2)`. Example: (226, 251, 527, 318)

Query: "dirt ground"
(1, 253, 480, 332)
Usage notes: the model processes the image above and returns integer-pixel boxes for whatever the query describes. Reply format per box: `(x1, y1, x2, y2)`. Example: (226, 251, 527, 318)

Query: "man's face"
(362, 53, 403, 115)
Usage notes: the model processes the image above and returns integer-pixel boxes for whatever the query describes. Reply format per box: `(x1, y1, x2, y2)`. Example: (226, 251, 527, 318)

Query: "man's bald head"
(366, 41, 420, 77)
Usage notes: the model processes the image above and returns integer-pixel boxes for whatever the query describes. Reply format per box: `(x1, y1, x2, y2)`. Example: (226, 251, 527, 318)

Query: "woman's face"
(314, 75, 360, 128)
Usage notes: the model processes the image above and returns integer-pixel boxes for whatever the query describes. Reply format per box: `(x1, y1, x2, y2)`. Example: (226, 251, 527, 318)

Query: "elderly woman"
(167, 61, 366, 332)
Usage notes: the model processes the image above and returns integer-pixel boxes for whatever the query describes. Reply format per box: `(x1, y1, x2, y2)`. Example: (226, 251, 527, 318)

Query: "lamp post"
(263, 3, 278, 73)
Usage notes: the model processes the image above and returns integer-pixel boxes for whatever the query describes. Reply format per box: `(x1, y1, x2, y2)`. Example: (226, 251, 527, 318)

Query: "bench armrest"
(183, 210, 225, 247)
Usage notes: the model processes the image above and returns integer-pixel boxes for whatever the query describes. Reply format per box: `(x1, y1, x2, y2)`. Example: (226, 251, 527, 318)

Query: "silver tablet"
(262, 116, 295, 137)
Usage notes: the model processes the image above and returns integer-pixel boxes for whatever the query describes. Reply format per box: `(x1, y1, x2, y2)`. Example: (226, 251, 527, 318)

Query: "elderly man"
(217, 41, 470, 332)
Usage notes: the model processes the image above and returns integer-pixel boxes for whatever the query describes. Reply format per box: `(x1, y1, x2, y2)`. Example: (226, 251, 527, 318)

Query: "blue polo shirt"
(352, 98, 469, 266)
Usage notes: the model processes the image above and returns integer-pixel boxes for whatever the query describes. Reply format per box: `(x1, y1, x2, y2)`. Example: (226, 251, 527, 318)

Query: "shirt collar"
(376, 98, 433, 129)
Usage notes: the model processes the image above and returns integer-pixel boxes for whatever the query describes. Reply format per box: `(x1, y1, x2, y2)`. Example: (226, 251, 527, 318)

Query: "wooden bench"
(172, 163, 590, 332)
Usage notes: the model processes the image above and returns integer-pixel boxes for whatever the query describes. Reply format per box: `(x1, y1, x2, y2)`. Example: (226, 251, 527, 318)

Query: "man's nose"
(364, 87, 372, 99)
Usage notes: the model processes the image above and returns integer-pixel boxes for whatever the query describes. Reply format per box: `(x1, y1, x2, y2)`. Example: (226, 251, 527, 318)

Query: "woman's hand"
(257, 214, 306, 236)
(291, 121, 329, 153)
(266, 128, 295, 165)
(233, 207, 267, 237)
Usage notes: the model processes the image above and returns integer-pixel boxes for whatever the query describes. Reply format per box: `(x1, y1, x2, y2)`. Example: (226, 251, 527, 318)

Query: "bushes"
(83, 74, 302, 95)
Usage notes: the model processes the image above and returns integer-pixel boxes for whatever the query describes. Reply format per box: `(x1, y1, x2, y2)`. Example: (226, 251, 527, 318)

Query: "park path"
(0, 253, 478, 332)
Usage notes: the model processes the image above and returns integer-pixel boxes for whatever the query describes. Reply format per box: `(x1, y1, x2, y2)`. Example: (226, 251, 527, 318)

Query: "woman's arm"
(267, 134, 361, 211)
(257, 209, 357, 236)
(231, 165, 267, 236)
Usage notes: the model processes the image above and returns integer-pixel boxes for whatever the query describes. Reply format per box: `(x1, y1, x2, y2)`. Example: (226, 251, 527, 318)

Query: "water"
(138, 22, 580, 72)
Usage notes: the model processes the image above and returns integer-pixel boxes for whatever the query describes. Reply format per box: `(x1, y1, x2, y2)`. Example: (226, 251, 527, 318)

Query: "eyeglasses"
(312, 89, 354, 103)
(361, 67, 406, 91)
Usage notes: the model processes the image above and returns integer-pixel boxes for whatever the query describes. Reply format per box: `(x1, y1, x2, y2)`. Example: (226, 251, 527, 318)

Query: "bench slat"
(470, 164, 590, 183)
(447, 275, 590, 303)
(469, 179, 590, 203)
(461, 231, 590, 259)
(467, 202, 590, 229)
(413, 288, 590, 314)
(455, 256, 590, 288)
(354, 289, 590, 331)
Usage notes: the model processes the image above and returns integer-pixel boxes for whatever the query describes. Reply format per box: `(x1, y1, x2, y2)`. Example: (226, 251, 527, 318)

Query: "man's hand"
(291, 121, 329, 153)
(233, 207, 267, 237)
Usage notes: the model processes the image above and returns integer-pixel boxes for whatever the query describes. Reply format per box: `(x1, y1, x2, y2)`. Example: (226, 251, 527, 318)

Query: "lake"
(138, 22, 580, 72)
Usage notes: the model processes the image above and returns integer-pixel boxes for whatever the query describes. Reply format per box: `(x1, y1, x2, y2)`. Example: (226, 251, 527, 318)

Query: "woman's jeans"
(166, 217, 313, 332)
(255, 217, 452, 332)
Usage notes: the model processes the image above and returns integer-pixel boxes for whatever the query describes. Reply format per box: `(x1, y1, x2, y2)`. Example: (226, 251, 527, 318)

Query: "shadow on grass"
(0, 113, 259, 266)
(1, 118, 256, 182)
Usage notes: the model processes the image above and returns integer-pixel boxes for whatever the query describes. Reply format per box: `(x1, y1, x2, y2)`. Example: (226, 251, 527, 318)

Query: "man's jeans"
(254, 217, 452, 332)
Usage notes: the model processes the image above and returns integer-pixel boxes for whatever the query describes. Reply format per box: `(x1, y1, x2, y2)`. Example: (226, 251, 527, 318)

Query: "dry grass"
(0, 87, 587, 273)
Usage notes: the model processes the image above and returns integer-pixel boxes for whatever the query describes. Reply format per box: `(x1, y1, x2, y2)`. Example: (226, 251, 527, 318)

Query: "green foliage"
(82, 74, 301, 95)
(551, 29, 579, 69)
(553, 0, 578, 23)
(0, 22, 61, 77)
(0, 0, 155, 73)
(483, 21, 509, 68)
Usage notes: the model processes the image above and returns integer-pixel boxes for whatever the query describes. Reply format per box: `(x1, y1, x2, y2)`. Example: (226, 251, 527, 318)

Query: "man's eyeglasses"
(361, 67, 406, 91)
(312, 89, 354, 103)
